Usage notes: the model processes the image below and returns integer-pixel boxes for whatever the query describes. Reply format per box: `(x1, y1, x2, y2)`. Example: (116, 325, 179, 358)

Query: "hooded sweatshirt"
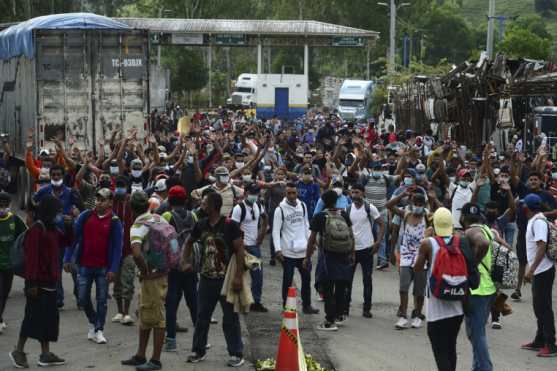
(272, 198, 310, 259)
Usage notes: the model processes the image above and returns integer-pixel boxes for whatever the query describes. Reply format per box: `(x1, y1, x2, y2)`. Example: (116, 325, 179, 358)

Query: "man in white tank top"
(415, 208, 464, 371)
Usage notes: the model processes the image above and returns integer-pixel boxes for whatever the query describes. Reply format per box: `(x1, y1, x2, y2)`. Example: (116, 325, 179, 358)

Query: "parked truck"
(226, 73, 257, 107)
(337, 79, 374, 121)
(0, 13, 150, 208)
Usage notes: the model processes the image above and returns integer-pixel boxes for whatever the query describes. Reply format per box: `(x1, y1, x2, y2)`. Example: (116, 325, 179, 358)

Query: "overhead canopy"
(0, 13, 130, 60)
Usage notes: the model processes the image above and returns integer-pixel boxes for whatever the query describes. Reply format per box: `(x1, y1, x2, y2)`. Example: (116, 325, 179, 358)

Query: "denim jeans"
(77, 266, 109, 332)
(245, 245, 263, 304)
(281, 257, 312, 308)
(376, 211, 390, 265)
(192, 277, 243, 357)
(465, 294, 496, 371)
(165, 269, 198, 339)
(57, 249, 78, 306)
(347, 248, 374, 312)
(503, 222, 516, 248)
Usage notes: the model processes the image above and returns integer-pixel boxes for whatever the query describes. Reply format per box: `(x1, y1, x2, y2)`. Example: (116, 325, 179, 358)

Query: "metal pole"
(366, 46, 370, 80)
(304, 44, 309, 102)
(486, 0, 495, 59)
(388, 0, 396, 74)
(225, 47, 231, 98)
(257, 42, 262, 75)
(157, 8, 162, 67)
(208, 45, 212, 108)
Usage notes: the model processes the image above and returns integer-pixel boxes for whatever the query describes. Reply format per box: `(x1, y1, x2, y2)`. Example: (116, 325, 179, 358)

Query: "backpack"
(322, 210, 354, 254)
(531, 216, 557, 262)
(429, 235, 469, 301)
(138, 214, 181, 272)
(10, 221, 43, 278)
(478, 225, 519, 289)
(237, 201, 262, 224)
(346, 203, 374, 227)
(170, 209, 196, 247)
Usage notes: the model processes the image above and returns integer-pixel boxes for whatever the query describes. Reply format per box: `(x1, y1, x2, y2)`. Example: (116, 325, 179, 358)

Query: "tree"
(535, 0, 557, 17)
(500, 27, 551, 60)
(513, 15, 551, 39)
(165, 49, 208, 94)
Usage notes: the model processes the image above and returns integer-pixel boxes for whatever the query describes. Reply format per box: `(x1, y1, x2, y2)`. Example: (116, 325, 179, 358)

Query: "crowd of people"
(0, 107, 556, 371)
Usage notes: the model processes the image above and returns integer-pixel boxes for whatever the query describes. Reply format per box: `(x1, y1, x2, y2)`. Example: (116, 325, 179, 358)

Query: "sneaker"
(186, 353, 207, 363)
(335, 316, 347, 327)
(317, 321, 338, 331)
(363, 310, 373, 318)
(395, 316, 409, 330)
(121, 315, 135, 325)
(112, 313, 124, 323)
(37, 352, 66, 367)
(491, 321, 502, 330)
(302, 306, 320, 315)
(510, 290, 522, 302)
(9, 350, 29, 369)
(521, 341, 544, 351)
(0, 321, 6, 330)
(121, 355, 147, 366)
(136, 360, 162, 371)
(227, 356, 245, 367)
(537, 344, 557, 357)
(87, 325, 96, 341)
(411, 316, 423, 328)
(250, 302, 269, 313)
(377, 262, 389, 270)
(163, 338, 177, 352)
(95, 331, 107, 344)
(317, 293, 324, 302)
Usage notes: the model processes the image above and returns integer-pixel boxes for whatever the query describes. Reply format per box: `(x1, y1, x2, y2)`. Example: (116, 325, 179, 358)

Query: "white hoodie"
(272, 198, 310, 259)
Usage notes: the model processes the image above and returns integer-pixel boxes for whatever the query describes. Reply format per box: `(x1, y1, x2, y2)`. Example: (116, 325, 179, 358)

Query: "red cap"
(168, 185, 187, 200)
(458, 168, 470, 178)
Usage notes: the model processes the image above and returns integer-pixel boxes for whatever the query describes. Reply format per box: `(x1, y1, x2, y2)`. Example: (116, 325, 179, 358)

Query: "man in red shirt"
(64, 188, 123, 345)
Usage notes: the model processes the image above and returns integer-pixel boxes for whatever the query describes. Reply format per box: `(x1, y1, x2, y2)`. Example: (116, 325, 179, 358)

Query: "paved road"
(1, 235, 556, 371)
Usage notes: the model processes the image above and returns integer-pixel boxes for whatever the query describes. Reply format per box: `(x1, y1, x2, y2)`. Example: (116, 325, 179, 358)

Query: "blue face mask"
(372, 171, 382, 179)
(403, 177, 414, 186)
(412, 206, 425, 215)
(115, 187, 127, 196)
(54, 213, 63, 225)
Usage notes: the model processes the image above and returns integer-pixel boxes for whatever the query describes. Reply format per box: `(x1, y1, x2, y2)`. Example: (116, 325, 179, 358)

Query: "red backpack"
(429, 235, 469, 301)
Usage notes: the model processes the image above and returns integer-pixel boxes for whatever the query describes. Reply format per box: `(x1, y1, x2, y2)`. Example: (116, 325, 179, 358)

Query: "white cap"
(159, 152, 168, 160)
(154, 179, 167, 192)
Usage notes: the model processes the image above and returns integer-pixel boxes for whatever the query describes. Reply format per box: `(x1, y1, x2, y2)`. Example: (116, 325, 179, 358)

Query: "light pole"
(378, 1, 410, 75)
(486, 0, 496, 60)
(157, 9, 173, 67)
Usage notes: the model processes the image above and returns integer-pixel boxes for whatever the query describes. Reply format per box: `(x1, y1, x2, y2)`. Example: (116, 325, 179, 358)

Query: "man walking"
(65, 188, 123, 345)
(305, 190, 355, 331)
(460, 203, 496, 370)
(183, 192, 246, 367)
(345, 184, 384, 318)
(521, 193, 557, 357)
(272, 182, 319, 314)
(231, 183, 269, 312)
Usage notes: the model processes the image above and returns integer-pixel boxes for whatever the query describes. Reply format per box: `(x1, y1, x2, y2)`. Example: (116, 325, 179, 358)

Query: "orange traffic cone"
(275, 287, 307, 371)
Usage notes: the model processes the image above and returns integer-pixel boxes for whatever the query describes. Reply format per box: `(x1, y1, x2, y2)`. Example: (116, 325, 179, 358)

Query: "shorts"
(399, 266, 426, 297)
(516, 233, 527, 266)
(139, 276, 168, 330)
(113, 255, 136, 301)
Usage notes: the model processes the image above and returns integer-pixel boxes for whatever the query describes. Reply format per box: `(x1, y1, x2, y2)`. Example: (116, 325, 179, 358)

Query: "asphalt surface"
(1, 235, 556, 371)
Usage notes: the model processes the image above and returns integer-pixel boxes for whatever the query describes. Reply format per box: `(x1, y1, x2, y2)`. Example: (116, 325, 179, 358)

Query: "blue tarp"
(0, 13, 130, 60)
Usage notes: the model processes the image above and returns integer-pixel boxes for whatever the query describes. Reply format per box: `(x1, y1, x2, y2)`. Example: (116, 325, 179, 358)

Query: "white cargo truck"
(226, 73, 257, 107)
(337, 80, 374, 120)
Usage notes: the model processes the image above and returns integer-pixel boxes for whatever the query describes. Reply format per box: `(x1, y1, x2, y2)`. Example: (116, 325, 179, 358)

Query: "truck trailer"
(0, 13, 151, 207)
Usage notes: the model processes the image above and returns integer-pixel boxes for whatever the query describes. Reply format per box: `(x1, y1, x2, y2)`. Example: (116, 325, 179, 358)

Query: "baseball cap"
(523, 193, 542, 210)
(96, 188, 113, 200)
(457, 168, 470, 178)
(214, 166, 229, 176)
(0, 191, 11, 203)
(246, 183, 260, 194)
(157, 145, 166, 153)
(168, 185, 187, 200)
(222, 152, 232, 160)
(404, 168, 417, 177)
(154, 179, 167, 192)
(433, 207, 453, 237)
(130, 190, 149, 207)
(131, 158, 143, 166)
(39, 148, 50, 157)
(159, 152, 168, 160)
(416, 163, 426, 173)
(461, 203, 482, 218)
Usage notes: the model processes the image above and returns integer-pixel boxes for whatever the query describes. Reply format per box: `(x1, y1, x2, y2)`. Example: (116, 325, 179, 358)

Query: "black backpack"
(346, 203, 375, 227)
(459, 235, 480, 290)
(237, 201, 263, 224)
(10, 221, 44, 278)
(170, 209, 196, 247)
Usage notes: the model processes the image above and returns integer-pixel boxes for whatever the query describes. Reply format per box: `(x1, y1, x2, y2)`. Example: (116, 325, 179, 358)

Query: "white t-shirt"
(349, 203, 380, 250)
(526, 214, 555, 275)
(231, 201, 265, 246)
(448, 183, 473, 229)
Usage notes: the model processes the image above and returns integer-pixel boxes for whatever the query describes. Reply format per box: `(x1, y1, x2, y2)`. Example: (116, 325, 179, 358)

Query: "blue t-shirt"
(313, 194, 351, 215)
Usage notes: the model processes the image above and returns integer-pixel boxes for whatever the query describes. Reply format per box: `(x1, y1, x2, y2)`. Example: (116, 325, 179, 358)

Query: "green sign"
(214, 34, 247, 45)
(332, 36, 363, 47)
(150, 33, 160, 45)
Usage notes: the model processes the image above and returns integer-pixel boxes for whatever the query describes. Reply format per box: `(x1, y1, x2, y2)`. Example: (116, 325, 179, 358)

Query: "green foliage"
(513, 14, 552, 39)
(500, 27, 551, 59)
(164, 48, 208, 93)
(535, 0, 557, 16)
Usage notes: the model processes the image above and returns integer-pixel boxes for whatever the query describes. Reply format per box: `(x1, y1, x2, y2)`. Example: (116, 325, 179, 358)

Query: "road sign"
(171, 33, 204, 45)
(214, 34, 247, 46)
(332, 36, 363, 47)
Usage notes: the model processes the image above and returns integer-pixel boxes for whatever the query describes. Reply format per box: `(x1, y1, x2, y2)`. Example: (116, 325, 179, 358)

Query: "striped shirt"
(360, 174, 388, 212)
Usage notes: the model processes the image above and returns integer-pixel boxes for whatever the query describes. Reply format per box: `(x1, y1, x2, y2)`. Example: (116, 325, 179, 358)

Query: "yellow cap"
(433, 207, 453, 237)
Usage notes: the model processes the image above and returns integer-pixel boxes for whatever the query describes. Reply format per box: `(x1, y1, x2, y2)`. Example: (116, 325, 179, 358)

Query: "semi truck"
(0, 13, 151, 207)
(226, 73, 257, 107)
(337, 79, 374, 121)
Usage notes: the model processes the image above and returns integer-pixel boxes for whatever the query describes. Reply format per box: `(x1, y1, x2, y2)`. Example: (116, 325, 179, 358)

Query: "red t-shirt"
(80, 211, 112, 268)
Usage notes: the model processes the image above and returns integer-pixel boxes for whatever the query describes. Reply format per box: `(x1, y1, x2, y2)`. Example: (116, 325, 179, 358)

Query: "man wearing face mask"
(191, 167, 243, 217)
(296, 168, 320, 219)
(33, 165, 82, 309)
(448, 169, 474, 231)
(129, 159, 147, 193)
(231, 184, 268, 312)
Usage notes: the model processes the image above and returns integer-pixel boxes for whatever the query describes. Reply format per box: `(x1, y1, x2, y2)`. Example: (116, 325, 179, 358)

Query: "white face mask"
(219, 175, 230, 184)
(131, 169, 142, 178)
(109, 166, 119, 175)
(242, 175, 252, 182)
(51, 179, 63, 187)
(333, 187, 343, 196)
(235, 161, 245, 169)
(246, 194, 258, 204)
(187, 155, 194, 164)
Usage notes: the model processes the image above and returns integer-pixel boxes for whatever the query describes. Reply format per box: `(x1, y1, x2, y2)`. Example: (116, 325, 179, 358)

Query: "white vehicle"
(255, 74, 308, 120)
(337, 80, 374, 120)
(227, 73, 257, 107)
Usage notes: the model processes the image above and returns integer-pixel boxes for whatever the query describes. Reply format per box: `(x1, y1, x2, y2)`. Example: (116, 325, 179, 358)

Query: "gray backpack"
(322, 210, 353, 254)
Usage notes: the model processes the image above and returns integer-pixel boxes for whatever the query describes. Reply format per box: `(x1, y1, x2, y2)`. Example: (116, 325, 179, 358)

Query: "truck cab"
(227, 73, 257, 107)
(532, 106, 557, 151)
(337, 80, 374, 120)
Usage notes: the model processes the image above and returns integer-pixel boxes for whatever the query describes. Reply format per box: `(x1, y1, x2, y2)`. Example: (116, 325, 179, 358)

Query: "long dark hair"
(37, 195, 62, 229)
